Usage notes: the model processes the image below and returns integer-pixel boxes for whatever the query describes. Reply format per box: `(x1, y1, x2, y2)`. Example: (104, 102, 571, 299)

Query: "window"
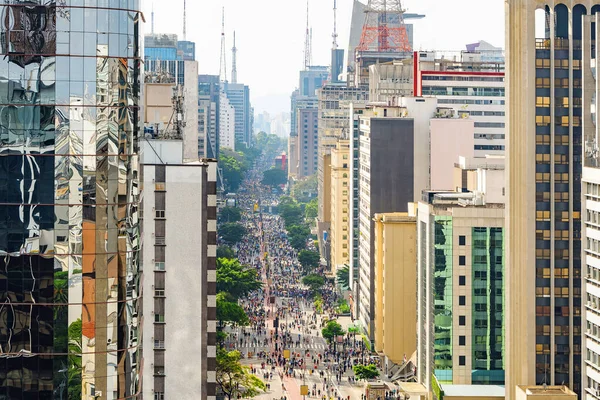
(459, 315, 466, 326)
(154, 393, 164, 400)
(155, 210, 165, 218)
(155, 314, 165, 323)
(459, 276, 466, 286)
(155, 182, 166, 191)
(459, 235, 466, 246)
(155, 289, 165, 297)
(155, 262, 165, 271)
(459, 255, 466, 266)
(459, 336, 466, 346)
(459, 296, 466, 306)
(154, 340, 165, 349)
(459, 356, 466, 366)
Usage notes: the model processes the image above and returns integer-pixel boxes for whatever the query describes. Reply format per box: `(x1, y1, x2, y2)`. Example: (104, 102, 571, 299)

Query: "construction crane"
(357, 0, 412, 53)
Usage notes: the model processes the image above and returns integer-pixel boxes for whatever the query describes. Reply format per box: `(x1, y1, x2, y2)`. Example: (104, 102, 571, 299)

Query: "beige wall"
(330, 140, 350, 273)
(374, 213, 417, 365)
(288, 136, 298, 177)
(430, 118, 475, 191)
(145, 83, 174, 125)
(323, 154, 332, 223)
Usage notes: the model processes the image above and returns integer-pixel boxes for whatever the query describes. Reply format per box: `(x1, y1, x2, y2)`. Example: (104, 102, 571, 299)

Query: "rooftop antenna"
(151, 2, 155, 34)
(183, 0, 187, 40)
(332, 0, 338, 49)
(219, 7, 227, 83)
(304, 1, 311, 69)
(232, 31, 238, 84)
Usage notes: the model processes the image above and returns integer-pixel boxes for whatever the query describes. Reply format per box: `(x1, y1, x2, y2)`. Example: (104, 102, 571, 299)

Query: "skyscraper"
(506, 2, 598, 398)
(0, 1, 142, 399)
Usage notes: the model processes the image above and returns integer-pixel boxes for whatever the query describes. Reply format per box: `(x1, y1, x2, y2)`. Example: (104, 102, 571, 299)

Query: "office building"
(219, 90, 236, 150)
(516, 386, 576, 400)
(357, 100, 436, 339)
(373, 212, 417, 371)
(506, 3, 594, 397)
(466, 40, 505, 63)
(0, 2, 142, 398)
(178, 40, 196, 61)
(224, 82, 253, 147)
(198, 75, 221, 159)
(145, 33, 180, 61)
(453, 156, 506, 204)
(330, 140, 351, 274)
(417, 192, 505, 389)
(317, 84, 367, 247)
(141, 140, 217, 400)
(297, 108, 319, 178)
(581, 11, 600, 400)
(289, 67, 329, 177)
(417, 54, 505, 157)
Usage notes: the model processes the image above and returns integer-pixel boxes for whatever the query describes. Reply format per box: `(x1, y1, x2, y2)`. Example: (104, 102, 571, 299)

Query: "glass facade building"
(417, 200, 505, 389)
(0, 1, 142, 398)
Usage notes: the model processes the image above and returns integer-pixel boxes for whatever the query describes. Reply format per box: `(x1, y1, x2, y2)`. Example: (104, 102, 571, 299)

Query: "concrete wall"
(183, 61, 199, 161)
(430, 118, 475, 191)
(145, 83, 174, 124)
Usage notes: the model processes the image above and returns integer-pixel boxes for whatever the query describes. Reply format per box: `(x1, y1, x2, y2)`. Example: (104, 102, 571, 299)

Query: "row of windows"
(422, 75, 504, 82)
(536, 58, 581, 69)
(438, 99, 505, 105)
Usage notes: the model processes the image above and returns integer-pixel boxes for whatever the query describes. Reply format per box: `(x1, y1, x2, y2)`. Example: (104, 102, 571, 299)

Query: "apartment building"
(330, 140, 351, 274)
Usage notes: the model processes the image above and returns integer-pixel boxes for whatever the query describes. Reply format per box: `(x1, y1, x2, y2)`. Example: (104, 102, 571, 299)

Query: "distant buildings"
(198, 75, 221, 158)
(330, 140, 351, 273)
(297, 108, 319, 178)
(224, 82, 253, 147)
(219, 90, 236, 150)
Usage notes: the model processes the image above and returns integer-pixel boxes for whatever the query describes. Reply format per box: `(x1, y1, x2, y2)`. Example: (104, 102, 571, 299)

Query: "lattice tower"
(357, 0, 411, 52)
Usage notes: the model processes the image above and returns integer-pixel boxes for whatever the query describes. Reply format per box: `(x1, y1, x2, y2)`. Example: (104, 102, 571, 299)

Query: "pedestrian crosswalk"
(235, 342, 328, 351)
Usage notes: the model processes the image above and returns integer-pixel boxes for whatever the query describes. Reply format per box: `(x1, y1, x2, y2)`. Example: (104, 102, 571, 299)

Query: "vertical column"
(505, 1, 537, 399)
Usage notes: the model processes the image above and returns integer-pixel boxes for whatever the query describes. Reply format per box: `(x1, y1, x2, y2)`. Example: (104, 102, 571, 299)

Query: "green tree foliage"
(217, 258, 262, 300)
(217, 292, 250, 327)
(291, 174, 317, 203)
(219, 206, 242, 223)
(321, 320, 346, 342)
(353, 364, 380, 381)
(261, 168, 288, 187)
(305, 198, 318, 221)
(278, 197, 305, 228)
(219, 222, 247, 244)
(217, 349, 266, 400)
(298, 249, 321, 271)
(68, 319, 83, 398)
(254, 132, 286, 157)
(219, 149, 249, 192)
(217, 331, 228, 348)
(336, 265, 350, 290)
(289, 234, 308, 251)
(217, 245, 236, 259)
(302, 274, 325, 292)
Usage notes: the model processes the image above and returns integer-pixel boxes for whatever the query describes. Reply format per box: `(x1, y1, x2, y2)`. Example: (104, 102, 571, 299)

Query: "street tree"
(217, 245, 236, 259)
(217, 258, 262, 300)
(216, 293, 249, 328)
(219, 206, 242, 223)
(219, 223, 247, 244)
(261, 168, 288, 187)
(305, 198, 318, 221)
(302, 274, 325, 293)
(336, 265, 350, 290)
(216, 349, 266, 400)
(298, 249, 320, 271)
(322, 320, 346, 352)
(353, 364, 380, 381)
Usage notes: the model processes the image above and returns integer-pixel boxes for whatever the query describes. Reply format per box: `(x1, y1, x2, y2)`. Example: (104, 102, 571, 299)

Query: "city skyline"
(144, 0, 505, 114)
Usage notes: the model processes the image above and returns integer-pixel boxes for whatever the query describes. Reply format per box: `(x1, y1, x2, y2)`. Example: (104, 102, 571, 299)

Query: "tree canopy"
(217, 258, 262, 300)
(219, 207, 242, 223)
(321, 320, 346, 343)
(217, 245, 236, 259)
(305, 198, 318, 221)
(353, 364, 380, 381)
(262, 168, 288, 187)
(219, 223, 247, 244)
(291, 174, 317, 203)
(298, 249, 320, 271)
(216, 349, 266, 400)
(302, 274, 325, 292)
(216, 292, 250, 327)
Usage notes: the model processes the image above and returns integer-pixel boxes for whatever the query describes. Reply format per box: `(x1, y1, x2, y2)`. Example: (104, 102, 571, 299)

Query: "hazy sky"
(144, 0, 505, 114)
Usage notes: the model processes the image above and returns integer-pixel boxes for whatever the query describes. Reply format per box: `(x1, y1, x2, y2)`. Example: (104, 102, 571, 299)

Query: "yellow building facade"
(330, 140, 350, 274)
(373, 212, 417, 366)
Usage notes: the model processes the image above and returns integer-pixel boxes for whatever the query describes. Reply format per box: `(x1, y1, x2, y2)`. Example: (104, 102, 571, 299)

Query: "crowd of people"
(219, 154, 404, 400)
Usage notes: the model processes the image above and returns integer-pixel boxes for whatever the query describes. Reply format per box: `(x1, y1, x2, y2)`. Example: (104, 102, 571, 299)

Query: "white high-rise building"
(219, 91, 236, 150)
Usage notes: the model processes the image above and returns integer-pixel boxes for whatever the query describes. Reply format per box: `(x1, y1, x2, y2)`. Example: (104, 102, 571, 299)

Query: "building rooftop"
(442, 385, 505, 397)
(517, 385, 577, 397)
